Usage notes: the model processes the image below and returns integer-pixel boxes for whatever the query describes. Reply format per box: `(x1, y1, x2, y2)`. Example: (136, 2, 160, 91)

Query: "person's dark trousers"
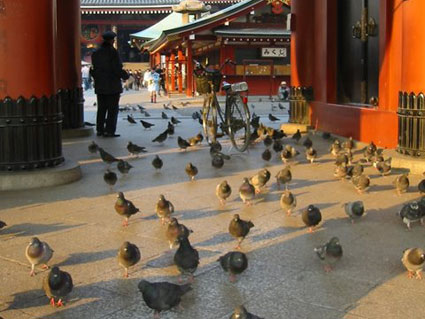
(96, 93, 120, 135)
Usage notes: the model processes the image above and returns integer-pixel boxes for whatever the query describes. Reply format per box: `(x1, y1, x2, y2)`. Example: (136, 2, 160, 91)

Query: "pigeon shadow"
(56, 249, 117, 267)
(196, 232, 234, 247)
(177, 207, 236, 221)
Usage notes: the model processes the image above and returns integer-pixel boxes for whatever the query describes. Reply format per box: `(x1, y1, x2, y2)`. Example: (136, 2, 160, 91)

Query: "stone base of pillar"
(60, 87, 84, 129)
(280, 123, 312, 135)
(0, 160, 81, 191)
(390, 150, 425, 175)
(62, 126, 93, 139)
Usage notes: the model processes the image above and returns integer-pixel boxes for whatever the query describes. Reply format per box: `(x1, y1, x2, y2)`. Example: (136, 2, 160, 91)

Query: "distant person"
(90, 31, 129, 137)
(148, 69, 160, 103)
(81, 64, 90, 91)
(278, 81, 289, 101)
(143, 68, 151, 88)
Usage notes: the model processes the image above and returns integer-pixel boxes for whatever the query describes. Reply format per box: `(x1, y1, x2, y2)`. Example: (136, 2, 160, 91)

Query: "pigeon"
(99, 148, 119, 166)
(342, 136, 354, 151)
(178, 136, 191, 150)
(127, 141, 147, 157)
(250, 103, 256, 109)
(166, 218, 193, 249)
(335, 153, 349, 166)
(344, 201, 365, 223)
(93, 102, 97, 106)
(334, 163, 348, 180)
(88, 141, 98, 154)
(212, 154, 224, 169)
(272, 129, 286, 140)
(292, 129, 301, 143)
(127, 114, 137, 124)
(118, 241, 141, 278)
(117, 160, 133, 175)
(330, 139, 341, 156)
(398, 201, 425, 230)
(230, 305, 263, 319)
(192, 111, 201, 120)
(393, 173, 409, 195)
(114, 192, 140, 226)
(278, 102, 285, 110)
(271, 140, 283, 153)
(352, 174, 370, 193)
(275, 166, 292, 190)
(137, 104, 146, 111)
(305, 147, 317, 164)
(140, 119, 155, 130)
(185, 162, 198, 181)
(143, 110, 151, 117)
(402, 248, 425, 279)
(216, 180, 232, 206)
(25, 237, 54, 276)
(373, 157, 392, 176)
(314, 237, 343, 272)
(250, 115, 260, 129)
(161, 111, 168, 119)
(218, 251, 248, 282)
(302, 205, 322, 233)
(281, 145, 299, 163)
(156, 194, 174, 224)
(347, 163, 364, 179)
(163, 103, 171, 110)
(302, 136, 313, 149)
(181, 101, 190, 106)
(152, 155, 163, 170)
(138, 280, 192, 319)
(43, 266, 73, 307)
(0, 220, 7, 231)
(166, 122, 175, 136)
(210, 141, 222, 153)
(280, 190, 296, 216)
(261, 148, 272, 161)
(152, 130, 168, 143)
(171, 116, 181, 125)
(263, 135, 273, 148)
(268, 114, 279, 122)
(171, 104, 179, 110)
(250, 169, 271, 194)
(229, 214, 254, 249)
(104, 169, 117, 190)
(363, 141, 377, 162)
(174, 236, 199, 283)
(418, 175, 425, 194)
(239, 177, 256, 205)
(322, 132, 331, 139)
(188, 133, 203, 146)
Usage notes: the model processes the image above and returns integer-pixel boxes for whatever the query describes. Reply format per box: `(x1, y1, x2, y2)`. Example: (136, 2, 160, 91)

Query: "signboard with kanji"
(261, 47, 287, 58)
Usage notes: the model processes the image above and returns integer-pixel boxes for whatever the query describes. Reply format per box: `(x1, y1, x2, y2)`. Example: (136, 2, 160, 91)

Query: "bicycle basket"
(195, 70, 222, 94)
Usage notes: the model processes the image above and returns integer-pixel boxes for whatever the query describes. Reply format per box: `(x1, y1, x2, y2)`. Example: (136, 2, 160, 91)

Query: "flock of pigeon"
(1, 99, 425, 318)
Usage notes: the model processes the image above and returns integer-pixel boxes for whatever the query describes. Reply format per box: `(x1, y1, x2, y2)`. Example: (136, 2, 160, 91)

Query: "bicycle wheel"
(202, 94, 217, 144)
(226, 94, 251, 152)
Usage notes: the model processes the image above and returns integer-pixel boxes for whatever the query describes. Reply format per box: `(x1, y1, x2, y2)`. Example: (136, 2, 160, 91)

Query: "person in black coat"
(90, 31, 129, 137)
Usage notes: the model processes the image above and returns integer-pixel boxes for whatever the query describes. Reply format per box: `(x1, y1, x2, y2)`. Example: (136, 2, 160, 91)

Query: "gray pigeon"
(152, 155, 163, 170)
(88, 141, 98, 154)
(330, 139, 341, 156)
(117, 160, 133, 175)
(114, 192, 140, 226)
(280, 190, 296, 216)
(398, 201, 425, 230)
(99, 147, 119, 166)
(230, 305, 263, 319)
(249, 169, 271, 194)
(127, 141, 147, 157)
(185, 162, 198, 181)
(401, 248, 425, 279)
(26, 237, 54, 276)
(174, 236, 199, 283)
(118, 241, 141, 278)
(218, 251, 248, 282)
(275, 166, 292, 190)
(374, 157, 392, 176)
(343, 201, 365, 223)
(305, 147, 317, 164)
(314, 237, 343, 272)
(229, 214, 254, 249)
(347, 163, 363, 179)
(103, 169, 117, 191)
(352, 174, 370, 193)
(138, 280, 192, 318)
(156, 194, 174, 225)
(43, 266, 73, 307)
(261, 148, 272, 161)
(334, 163, 348, 180)
(302, 205, 322, 233)
(394, 173, 409, 195)
(216, 180, 232, 205)
(239, 177, 256, 205)
(166, 218, 193, 249)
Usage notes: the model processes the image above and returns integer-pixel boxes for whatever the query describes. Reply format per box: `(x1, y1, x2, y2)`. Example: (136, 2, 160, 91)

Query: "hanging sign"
(261, 47, 287, 58)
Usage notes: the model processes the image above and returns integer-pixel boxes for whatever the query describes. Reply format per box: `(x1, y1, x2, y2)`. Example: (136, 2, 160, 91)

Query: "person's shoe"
(104, 133, 120, 138)
(96, 132, 104, 136)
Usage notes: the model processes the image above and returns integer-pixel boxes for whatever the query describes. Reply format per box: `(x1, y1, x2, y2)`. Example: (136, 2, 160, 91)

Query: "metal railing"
(289, 86, 313, 124)
(397, 91, 425, 158)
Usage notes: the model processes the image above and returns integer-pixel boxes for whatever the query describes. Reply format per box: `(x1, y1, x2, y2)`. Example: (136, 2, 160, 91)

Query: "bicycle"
(194, 59, 251, 152)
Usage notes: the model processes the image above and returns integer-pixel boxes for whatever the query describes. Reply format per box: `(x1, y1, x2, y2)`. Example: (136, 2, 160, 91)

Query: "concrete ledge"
(62, 126, 93, 139)
(280, 123, 311, 134)
(0, 160, 82, 191)
(388, 150, 425, 174)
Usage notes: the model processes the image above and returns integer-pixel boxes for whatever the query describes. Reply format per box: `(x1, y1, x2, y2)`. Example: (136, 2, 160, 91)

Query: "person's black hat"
(102, 31, 117, 40)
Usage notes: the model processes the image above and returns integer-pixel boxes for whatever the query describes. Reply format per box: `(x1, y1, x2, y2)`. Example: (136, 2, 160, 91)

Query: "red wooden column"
(186, 40, 194, 97)
(170, 52, 176, 92)
(177, 49, 184, 93)
(0, 0, 64, 170)
(165, 55, 170, 94)
(56, 0, 84, 129)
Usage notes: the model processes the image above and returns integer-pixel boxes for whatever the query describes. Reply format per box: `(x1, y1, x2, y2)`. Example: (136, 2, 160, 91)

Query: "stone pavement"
(1, 88, 425, 319)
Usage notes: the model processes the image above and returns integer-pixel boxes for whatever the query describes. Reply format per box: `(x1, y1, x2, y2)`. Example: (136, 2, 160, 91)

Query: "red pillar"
(186, 41, 194, 97)
(177, 49, 184, 93)
(165, 55, 170, 94)
(0, 0, 64, 170)
(170, 52, 176, 92)
(56, 0, 84, 129)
